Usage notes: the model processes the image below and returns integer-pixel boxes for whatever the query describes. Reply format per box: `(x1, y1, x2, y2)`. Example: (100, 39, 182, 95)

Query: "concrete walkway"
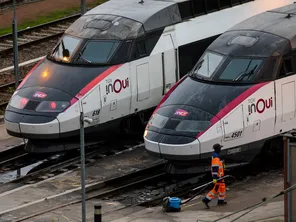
(110, 201, 284, 222)
(18, 169, 285, 222)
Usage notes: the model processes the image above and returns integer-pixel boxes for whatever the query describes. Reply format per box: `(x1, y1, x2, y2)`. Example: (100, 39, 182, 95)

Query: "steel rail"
(0, 143, 25, 166)
(2, 162, 166, 222)
(7, 143, 108, 185)
(0, 0, 47, 11)
(0, 141, 144, 190)
(0, 13, 80, 54)
(0, 152, 28, 168)
(0, 144, 284, 221)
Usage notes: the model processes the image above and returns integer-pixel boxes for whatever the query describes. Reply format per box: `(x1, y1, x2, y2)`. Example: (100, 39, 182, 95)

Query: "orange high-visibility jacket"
(211, 152, 224, 180)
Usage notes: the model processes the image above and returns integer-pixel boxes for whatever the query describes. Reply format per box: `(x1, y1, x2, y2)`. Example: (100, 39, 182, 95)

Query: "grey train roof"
(65, 0, 183, 40)
(65, 0, 256, 40)
(85, 0, 183, 32)
(227, 3, 296, 49)
(208, 3, 296, 58)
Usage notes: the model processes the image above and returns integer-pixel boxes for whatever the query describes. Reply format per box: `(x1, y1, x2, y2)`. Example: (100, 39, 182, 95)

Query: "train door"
(129, 39, 151, 114)
(81, 87, 101, 126)
(274, 56, 296, 133)
(162, 34, 177, 94)
(223, 105, 245, 143)
(136, 62, 150, 102)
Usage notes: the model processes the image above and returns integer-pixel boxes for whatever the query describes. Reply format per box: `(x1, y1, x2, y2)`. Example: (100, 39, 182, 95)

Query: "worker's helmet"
(213, 143, 223, 152)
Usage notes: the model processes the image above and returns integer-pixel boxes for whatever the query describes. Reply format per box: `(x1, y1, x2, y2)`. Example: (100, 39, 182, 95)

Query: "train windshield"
(217, 58, 263, 82)
(193, 51, 225, 78)
(191, 50, 264, 83)
(51, 35, 81, 62)
(77, 40, 120, 64)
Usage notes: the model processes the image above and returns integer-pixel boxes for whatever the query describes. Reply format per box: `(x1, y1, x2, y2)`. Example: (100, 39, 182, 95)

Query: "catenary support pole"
(94, 205, 102, 222)
(80, 111, 86, 222)
(81, 0, 86, 15)
(12, 0, 19, 89)
(283, 136, 288, 222)
(287, 137, 292, 221)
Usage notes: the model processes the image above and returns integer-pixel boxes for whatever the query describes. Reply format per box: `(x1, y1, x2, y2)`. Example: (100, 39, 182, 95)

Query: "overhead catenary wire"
(197, 183, 296, 222)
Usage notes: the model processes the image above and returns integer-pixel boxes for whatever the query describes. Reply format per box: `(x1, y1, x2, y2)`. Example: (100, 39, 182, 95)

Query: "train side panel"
(198, 82, 276, 154)
(274, 75, 296, 134)
(98, 64, 131, 123)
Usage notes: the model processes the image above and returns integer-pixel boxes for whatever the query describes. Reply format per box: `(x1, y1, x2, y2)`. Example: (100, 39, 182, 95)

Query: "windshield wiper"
(189, 59, 204, 77)
(234, 65, 258, 82)
(78, 52, 92, 64)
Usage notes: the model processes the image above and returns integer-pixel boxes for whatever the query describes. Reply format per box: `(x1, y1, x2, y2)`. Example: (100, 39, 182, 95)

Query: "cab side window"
(137, 40, 147, 57)
(111, 40, 132, 64)
(278, 57, 294, 78)
(130, 32, 162, 61)
(131, 39, 147, 60)
(257, 57, 277, 81)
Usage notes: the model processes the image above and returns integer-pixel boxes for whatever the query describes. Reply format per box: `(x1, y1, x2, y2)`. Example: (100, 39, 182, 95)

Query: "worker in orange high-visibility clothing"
(202, 143, 227, 209)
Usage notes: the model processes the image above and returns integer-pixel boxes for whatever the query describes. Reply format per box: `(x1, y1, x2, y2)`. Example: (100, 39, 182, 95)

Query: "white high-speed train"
(4, 0, 294, 153)
(144, 2, 296, 174)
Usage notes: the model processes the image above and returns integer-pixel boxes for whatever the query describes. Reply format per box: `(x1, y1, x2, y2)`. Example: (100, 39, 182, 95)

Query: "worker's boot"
(201, 198, 210, 209)
(217, 200, 227, 206)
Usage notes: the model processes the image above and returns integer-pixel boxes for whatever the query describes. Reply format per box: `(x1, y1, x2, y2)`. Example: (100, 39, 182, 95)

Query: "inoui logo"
(248, 97, 273, 115)
(106, 78, 129, 95)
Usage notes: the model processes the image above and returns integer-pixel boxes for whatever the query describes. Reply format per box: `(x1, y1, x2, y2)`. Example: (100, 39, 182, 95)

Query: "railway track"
(0, 138, 144, 191)
(0, 143, 25, 166)
(0, 138, 284, 221)
(0, 0, 43, 11)
(1, 157, 279, 222)
(0, 161, 169, 221)
(0, 14, 80, 55)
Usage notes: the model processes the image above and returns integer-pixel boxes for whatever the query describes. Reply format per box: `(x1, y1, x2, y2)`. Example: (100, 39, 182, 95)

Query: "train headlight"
(36, 101, 70, 112)
(144, 129, 148, 137)
(9, 95, 29, 109)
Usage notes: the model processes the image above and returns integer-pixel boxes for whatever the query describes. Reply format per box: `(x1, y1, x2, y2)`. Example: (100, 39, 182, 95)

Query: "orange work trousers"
(205, 182, 226, 202)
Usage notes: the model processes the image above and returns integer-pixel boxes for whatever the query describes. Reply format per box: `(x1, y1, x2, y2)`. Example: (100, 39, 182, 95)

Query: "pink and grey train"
(4, 0, 293, 153)
(144, 2, 296, 174)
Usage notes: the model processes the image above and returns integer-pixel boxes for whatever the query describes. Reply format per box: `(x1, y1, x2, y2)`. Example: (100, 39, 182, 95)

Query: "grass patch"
(0, 0, 107, 36)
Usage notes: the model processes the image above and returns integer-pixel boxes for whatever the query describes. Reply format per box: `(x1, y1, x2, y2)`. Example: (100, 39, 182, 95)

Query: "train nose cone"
(144, 104, 216, 160)
(4, 86, 73, 139)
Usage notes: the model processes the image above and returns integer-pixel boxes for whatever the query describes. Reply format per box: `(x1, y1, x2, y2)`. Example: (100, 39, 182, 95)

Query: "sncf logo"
(33, 91, 47, 99)
(174, 109, 188, 117)
(248, 97, 273, 115)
